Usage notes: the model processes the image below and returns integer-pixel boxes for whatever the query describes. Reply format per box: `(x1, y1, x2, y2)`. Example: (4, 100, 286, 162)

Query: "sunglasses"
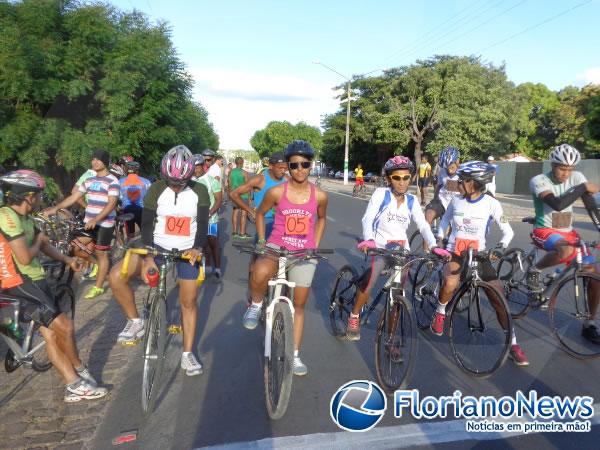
(390, 175, 411, 181)
(288, 161, 311, 170)
(204, 158, 213, 162)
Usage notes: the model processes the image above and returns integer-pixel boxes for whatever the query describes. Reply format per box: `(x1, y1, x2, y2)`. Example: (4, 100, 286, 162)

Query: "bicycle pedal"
(168, 324, 182, 334)
(120, 339, 140, 346)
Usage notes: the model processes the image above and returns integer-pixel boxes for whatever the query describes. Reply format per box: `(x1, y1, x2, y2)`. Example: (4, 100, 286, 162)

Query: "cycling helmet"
(125, 161, 140, 173)
(550, 144, 580, 166)
(261, 156, 270, 166)
(119, 155, 134, 165)
(161, 145, 194, 186)
(192, 153, 204, 166)
(0, 169, 46, 193)
(383, 155, 415, 175)
(439, 146, 460, 168)
(456, 161, 495, 185)
(109, 163, 125, 178)
(284, 140, 315, 161)
(201, 148, 216, 158)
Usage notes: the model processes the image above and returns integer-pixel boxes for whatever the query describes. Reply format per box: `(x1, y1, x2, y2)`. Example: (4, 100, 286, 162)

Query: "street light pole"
(313, 61, 352, 185)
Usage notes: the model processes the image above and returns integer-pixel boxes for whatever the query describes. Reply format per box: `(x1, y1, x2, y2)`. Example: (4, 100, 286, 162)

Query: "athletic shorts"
(123, 205, 142, 235)
(90, 225, 114, 251)
(207, 222, 218, 237)
(264, 243, 318, 288)
(448, 254, 497, 282)
(357, 255, 393, 294)
(531, 228, 581, 264)
(153, 246, 201, 281)
(2, 279, 70, 328)
(425, 198, 445, 219)
(355, 178, 364, 186)
(418, 177, 430, 188)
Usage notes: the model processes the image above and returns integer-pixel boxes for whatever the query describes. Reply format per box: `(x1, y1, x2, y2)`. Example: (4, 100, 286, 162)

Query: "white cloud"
(189, 68, 342, 150)
(575, 67, 600, 86)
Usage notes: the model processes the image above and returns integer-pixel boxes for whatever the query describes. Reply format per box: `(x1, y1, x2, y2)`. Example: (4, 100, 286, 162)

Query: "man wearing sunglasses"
(348, 156, 437, 342)
(242, 140, 328, 376)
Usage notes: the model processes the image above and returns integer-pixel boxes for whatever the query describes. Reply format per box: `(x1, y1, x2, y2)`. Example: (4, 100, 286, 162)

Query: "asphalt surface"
(92, 190, 600, 450)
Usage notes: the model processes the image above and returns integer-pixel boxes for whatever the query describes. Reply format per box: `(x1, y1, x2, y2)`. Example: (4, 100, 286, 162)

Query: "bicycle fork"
(264, 256, 296, 359)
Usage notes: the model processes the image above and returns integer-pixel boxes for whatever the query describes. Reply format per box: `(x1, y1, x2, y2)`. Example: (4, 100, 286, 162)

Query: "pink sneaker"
(346, 315, 360, 341)
(430, 312, 446, 336)
(509, 344, 530, 366)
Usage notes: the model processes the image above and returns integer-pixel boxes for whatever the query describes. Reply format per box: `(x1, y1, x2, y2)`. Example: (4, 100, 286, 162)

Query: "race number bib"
(454, 237, 479, 256)
(165, 216, 191, 236)
(551, 212, 572, 229)
(285, 214, 309, 236)
(445, 180, 460, 192)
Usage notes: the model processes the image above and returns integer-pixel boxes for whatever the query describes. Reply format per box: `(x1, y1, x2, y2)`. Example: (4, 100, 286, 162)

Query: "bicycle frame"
(0, 300, 45, 365)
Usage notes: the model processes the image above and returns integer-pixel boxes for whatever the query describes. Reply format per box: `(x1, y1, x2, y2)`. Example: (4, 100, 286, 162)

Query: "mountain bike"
(497, 217, 600, 359)
(236, 243, 333, 419)
(120, 246, 205, 415)
(329, 246, 423, 394)
(1, 284, 75, 373)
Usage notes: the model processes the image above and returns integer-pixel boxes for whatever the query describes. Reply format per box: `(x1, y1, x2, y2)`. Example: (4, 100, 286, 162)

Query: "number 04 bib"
(165, 216, 191, 236)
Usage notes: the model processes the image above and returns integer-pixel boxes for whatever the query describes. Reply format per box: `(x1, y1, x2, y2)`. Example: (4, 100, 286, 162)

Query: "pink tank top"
(268, 182, 318, 250)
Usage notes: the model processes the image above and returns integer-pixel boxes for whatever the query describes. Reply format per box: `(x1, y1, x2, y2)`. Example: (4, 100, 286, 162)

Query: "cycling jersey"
(530, 171, 587, 231)
(438, 194, 513, 254)
(0, 207, 44, 288)
(436, 168, 461, 209)
(355, 168, 364, 179)
(119, 174, 152, 208)
(195, 174, 221, 225)
(79, 174, 120, 227)
(141, 180, 210, 251)
(362, 188, 436, 249)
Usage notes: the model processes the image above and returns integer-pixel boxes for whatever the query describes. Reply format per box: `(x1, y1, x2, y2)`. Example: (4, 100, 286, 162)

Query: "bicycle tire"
(329, 265, 359, 337)
(375, 293, 417, 394)
(408, 230, 427, 256)
(411, 259, 441, 330)
(141, 292, 167, 415)
(264, 302, 294, 420)
(496, 248, 531, 319)
(447, 280, 511, 378)
(548, 271, 600, 359)
(4, 349, 22, 373)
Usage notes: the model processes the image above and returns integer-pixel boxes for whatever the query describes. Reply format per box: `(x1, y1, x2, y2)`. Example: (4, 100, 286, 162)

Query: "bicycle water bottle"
(146, 269, 159, 288)
(2, 318, 22, 339)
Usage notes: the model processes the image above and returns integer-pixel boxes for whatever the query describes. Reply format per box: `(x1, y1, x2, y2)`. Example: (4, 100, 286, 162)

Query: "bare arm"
(230, 175, 264, 215)
(314, 189, 328, 247)
(71, 184, 87, 209)
(256, 186, 280, 242)
(8, 234, 45, 265)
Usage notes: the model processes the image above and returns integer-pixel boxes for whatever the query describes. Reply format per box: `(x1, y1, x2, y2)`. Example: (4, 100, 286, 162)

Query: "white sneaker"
(117, 319, 145, 344)
(64, 379, 108, 402)
(293, 356, 308, 376)
(76, 365, 97, 387)
(181, 353, 203, 376)
(243, 303, 262, 330)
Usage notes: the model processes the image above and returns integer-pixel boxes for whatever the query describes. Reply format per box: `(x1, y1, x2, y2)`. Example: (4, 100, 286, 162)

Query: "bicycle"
(236, 243, 332, 419)
(436, 247, 513, 378)
(352, 182, 367, 197)
(497, 217, 600, 359)
(408, 216, 441, 256)
(1, 284, 75, 373)
(329, 246, 422, 394)
(110, 211, 137, 263)
(119, 246, 205, 415)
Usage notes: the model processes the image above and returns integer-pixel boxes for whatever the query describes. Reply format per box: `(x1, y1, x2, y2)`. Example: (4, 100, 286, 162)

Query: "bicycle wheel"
(375, 293, 418, 394)
(448, 281, 511, 377)
(412, 259, 441, 330)
(264, 302, 294, 420)
(141, 292, 167, 415)
(408, 230, 426, 256)
(329, 265, 359, 337)
(549, 271, 600, 359)
(496, 249, 531, 319)
(4, 349, 22, 373)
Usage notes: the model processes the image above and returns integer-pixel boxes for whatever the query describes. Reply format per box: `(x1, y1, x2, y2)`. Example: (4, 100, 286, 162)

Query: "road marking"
(196, 404, 600, 450)
(327, 216, 337, 223)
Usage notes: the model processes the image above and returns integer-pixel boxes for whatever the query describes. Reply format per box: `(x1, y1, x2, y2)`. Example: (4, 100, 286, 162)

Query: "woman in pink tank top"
(242, 140, 328, 376)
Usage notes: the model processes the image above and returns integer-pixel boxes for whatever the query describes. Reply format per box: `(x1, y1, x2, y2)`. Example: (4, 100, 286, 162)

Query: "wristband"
(258, 239, 266, 244)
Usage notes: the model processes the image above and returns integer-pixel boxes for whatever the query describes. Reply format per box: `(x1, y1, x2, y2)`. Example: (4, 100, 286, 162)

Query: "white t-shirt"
(438, 194, 513, 254)
(436, 168, 461, 209)
(207, 163, 221, 180)
(530, 171, 587, 231)
(362, 188, 436, 249)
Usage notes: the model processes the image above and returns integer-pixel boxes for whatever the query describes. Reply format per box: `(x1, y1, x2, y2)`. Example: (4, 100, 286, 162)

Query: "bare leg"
(293, 286, 310, 352)
(40, 323, 78, 384)
(95, 249, 110, 289)
(178, 279, 199, 353)
(108, 255, 143, 319)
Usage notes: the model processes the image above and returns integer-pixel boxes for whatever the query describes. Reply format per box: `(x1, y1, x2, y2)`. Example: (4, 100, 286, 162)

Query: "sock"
(131, 318, 143, 324)
(251, 300, 263, 307)
(511, 331, 517, 346)
(294, 350, 299, 358)
(67, 378, 82, 389)
(436, 302, 446, 315)
(350, 312, 359, 318)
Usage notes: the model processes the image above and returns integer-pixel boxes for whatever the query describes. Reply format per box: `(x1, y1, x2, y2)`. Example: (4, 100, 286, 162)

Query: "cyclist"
(425, 146, 461, 228)
(430, 161, 529, 366)
(257, 157, 270, 175)
(45, 149, 119, 299)
(242, 140, 328, 376)
(0, 170, 107, 401)
(119, 161, 151, 239)
(229, 157, 250, 238)
(347, 156, 437, 341)
(192, 154, 223, 280)
(415, 155, 432, 205)
(527, 144, 600, 344)
(354, 164, 364, 191)
(108, 145, 209, 375)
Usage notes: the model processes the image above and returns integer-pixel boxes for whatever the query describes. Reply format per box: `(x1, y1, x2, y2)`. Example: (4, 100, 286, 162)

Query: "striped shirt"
(79, 175, 120, 228)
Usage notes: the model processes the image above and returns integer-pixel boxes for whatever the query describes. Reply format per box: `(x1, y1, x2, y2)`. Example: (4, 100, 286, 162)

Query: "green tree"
(250, 120, 322, 158)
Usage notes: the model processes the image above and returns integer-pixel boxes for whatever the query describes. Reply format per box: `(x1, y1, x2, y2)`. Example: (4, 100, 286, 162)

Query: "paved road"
(91, 190, 600, 449)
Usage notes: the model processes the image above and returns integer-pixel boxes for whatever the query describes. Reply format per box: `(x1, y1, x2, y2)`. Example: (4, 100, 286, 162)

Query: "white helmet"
(550, 144, 580, 166)
(487, 155, 495, 162)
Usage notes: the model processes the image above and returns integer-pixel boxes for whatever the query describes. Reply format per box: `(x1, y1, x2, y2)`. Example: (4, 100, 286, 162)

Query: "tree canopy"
(0, 0, 218, 194)
(250, 121, 322, 159)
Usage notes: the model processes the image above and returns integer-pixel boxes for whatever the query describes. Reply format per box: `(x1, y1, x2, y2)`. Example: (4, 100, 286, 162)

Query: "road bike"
(329, 246, 423, 394)
(1, 284, 75, 373)
(352, 182, 367, 197)
(120, 246, 205, 415)
(237, 243, 332, 419)
(497, 217, 600, 359)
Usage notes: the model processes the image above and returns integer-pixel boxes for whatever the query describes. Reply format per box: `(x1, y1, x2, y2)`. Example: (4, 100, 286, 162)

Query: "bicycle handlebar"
(234, 243, 334, 258)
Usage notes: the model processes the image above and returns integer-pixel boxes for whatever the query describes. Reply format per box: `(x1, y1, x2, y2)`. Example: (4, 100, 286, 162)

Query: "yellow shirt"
(418, 162, 431, 178)
(354, 168, 364, 179)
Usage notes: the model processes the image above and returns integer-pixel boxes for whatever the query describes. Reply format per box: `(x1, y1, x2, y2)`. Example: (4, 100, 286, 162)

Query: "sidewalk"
(0, 279, 151, 450)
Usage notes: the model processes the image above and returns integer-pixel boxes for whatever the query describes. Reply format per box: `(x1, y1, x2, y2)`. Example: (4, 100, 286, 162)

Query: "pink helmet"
(383, 155, 415, 175)
(0, 169, 46, 192)
(160, 145, 194, 186)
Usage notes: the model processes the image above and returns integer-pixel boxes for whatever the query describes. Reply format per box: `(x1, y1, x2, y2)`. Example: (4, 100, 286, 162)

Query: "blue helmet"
(457, 161, 495, 185)
(439, 146, 460, 169)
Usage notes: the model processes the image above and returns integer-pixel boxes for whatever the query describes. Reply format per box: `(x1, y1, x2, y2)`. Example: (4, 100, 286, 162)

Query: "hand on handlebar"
(432, 247, 452, 261)
(490, 245, 505, 261)
(182, 248, 203, 266)
(357, 239, 376, 253)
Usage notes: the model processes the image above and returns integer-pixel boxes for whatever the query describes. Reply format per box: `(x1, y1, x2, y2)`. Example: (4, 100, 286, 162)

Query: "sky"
(112, 0, 600, 150)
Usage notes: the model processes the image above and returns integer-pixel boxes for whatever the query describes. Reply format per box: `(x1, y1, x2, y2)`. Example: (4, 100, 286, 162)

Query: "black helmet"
(284, 140, 315, 161)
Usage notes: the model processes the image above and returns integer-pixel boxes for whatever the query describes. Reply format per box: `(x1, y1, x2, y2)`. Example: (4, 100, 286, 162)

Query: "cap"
(269, 152, 285, 164)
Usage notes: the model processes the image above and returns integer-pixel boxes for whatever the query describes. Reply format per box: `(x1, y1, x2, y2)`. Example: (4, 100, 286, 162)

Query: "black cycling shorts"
(450, 254, 497, 282)
(3, 279, 70, 328)
(425, 198, 445, 219)
(123, 205, 142, 235)
(90, 225, 114, 251)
